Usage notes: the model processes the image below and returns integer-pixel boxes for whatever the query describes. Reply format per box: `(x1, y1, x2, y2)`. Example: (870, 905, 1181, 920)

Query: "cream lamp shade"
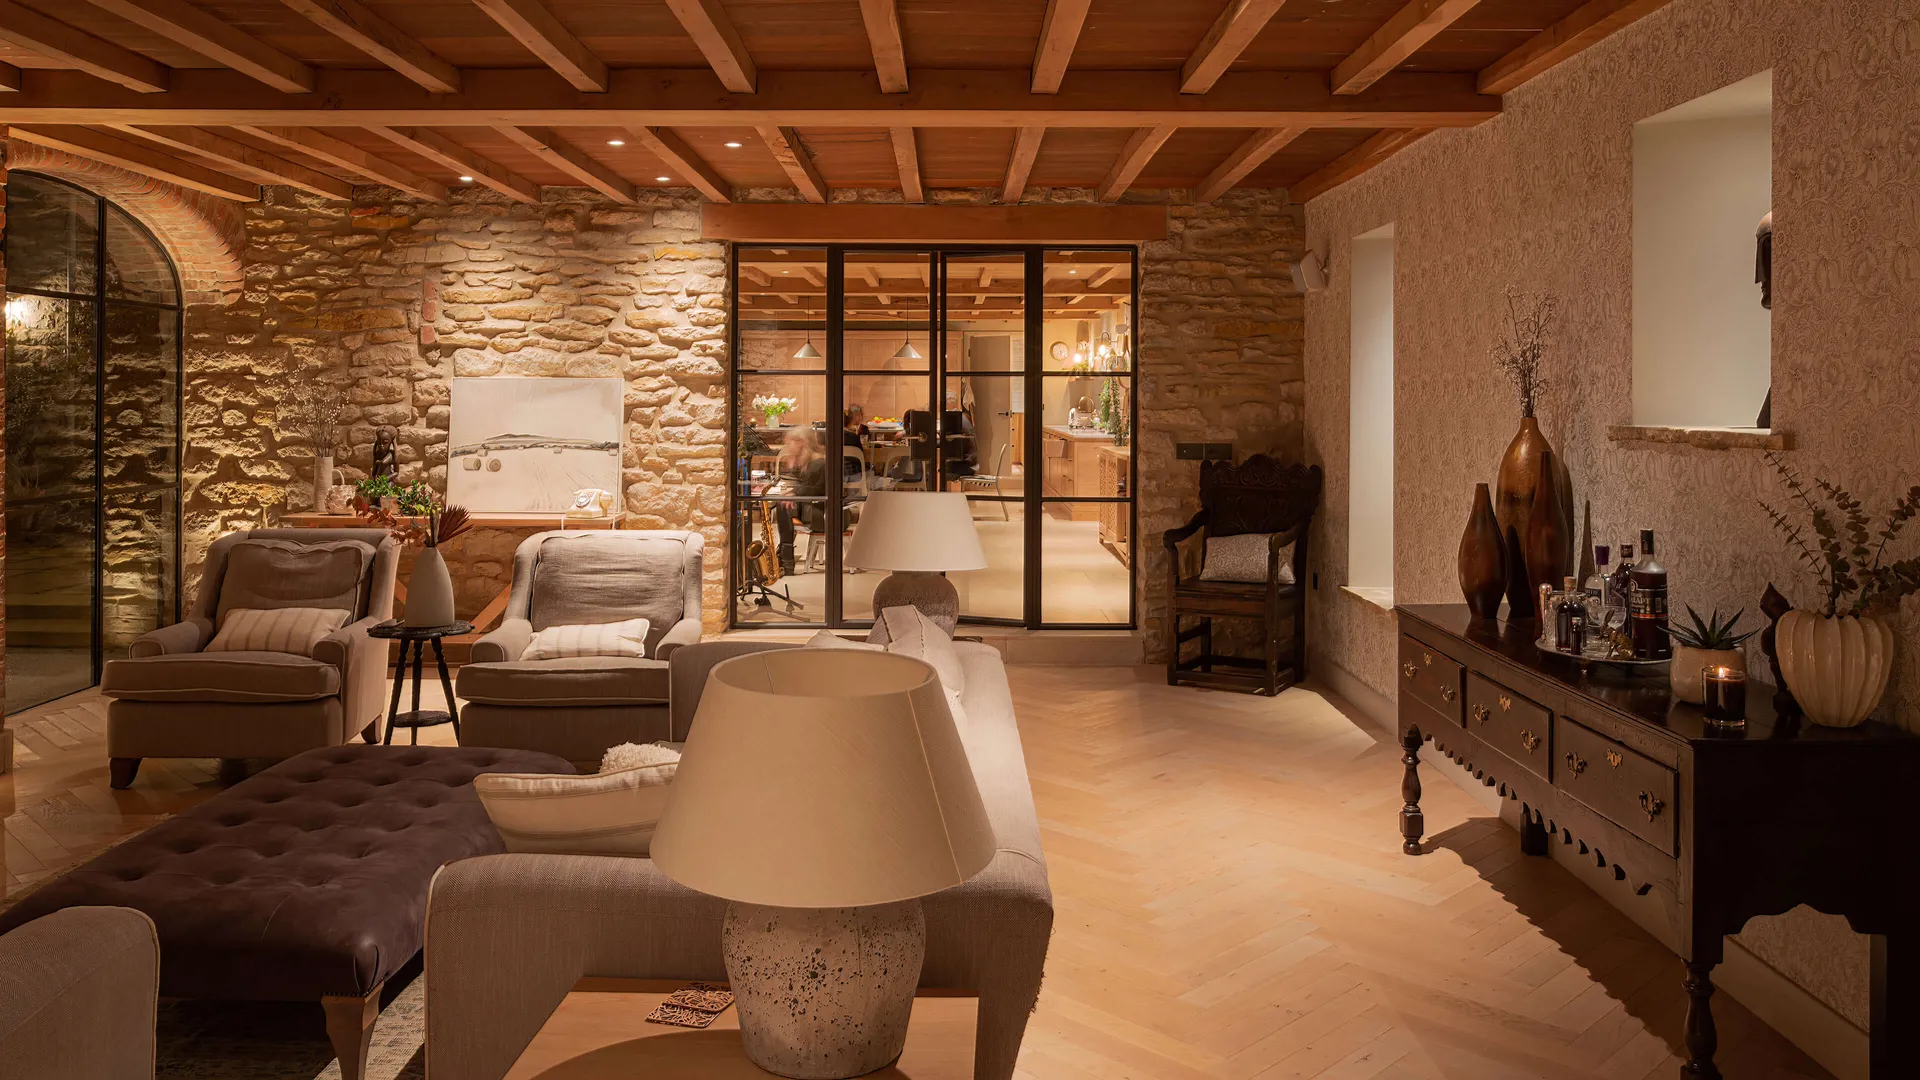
(842, 491, 987, 573)
(651, 649, 996, 909)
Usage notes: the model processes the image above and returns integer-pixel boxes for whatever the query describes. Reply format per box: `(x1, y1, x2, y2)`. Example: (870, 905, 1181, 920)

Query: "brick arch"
(6, 142, 246, 306)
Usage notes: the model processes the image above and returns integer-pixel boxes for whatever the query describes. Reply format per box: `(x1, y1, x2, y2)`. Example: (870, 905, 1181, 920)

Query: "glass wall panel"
(1042, 250, 1132, 373)
(103, 488, 177, 656)
(948, 500, 1025, 622)
(104, 204, 180, 306)
(5, 173, 98, 296)
(735, 246, 829, 371)
(1042, 501, 1131, 625)
(104, 303, 179, 489)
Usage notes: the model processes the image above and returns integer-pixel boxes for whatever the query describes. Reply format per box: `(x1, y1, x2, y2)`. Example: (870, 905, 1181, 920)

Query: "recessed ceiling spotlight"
(608, 138, 625, 146)
(1069, 269, 1078, 274)
(724, 141, 743, 148)
(458, 175, 474, 183)
(656, 176, 671, 182)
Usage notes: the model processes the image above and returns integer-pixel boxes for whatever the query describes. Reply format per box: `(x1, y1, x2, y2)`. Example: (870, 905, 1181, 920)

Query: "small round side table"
(367, 619, 473, 745)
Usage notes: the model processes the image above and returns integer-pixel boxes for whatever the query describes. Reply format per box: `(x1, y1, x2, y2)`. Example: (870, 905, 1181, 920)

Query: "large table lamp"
(650, 648, 996, 1079)
(842, 490, 987, 634)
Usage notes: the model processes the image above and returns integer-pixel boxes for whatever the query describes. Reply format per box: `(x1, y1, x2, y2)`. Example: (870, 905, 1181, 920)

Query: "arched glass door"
(4, 172, 183, 712)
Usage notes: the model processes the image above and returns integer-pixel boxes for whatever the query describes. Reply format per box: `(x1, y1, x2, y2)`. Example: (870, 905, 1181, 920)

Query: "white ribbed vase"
(1776, 611, 1894, 728)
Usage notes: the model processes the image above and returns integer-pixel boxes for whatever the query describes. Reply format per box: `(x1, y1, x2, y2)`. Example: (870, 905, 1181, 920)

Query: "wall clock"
(1049, 341, 1069, 362)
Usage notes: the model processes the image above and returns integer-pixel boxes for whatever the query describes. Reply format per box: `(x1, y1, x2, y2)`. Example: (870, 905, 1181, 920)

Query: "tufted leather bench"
(0, 744, 572, 1080)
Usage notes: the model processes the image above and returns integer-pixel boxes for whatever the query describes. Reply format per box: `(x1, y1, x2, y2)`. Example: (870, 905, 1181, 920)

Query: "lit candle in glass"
(1701, 666, 1747, 727)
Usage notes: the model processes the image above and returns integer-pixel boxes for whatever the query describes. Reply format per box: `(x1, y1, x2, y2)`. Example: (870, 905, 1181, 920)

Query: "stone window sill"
(1607, 425, 1793, 451)
(1342, 585, 1396, 612)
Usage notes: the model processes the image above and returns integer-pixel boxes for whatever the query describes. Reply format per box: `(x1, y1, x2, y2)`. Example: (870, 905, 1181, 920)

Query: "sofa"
(0, 906, 159, 1079)
(100, 528, 400, 788)
(425, 638, 1052, 1080)
(456, 530, 704, 768)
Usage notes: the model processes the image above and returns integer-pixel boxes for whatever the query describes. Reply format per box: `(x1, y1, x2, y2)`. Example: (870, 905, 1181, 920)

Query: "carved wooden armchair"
(1163, 456, 1323, 695)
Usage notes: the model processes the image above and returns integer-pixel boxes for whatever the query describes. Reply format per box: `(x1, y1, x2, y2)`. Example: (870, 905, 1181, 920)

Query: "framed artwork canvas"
(448, 377, 623, 514)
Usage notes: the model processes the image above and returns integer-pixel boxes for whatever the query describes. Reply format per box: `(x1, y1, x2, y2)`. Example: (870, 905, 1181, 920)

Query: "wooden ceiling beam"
(0, 62, 20, 92)
(472, 0, 607, 93)
(1001, 125, 1043, 203)
(236, 124, 450, 200)
(889, 126, 922, 203)
(1030, 0, 1093, 94)
(280, 0, 461, 93)
(756, 125, 828, 204)
(1478, 0, 1674, 95)
(110, 123, 350, 198)
(1288, 128, 1429, 202)
(1181, 0, 1289, 95)
(629, 125, 731, 203)
(1334, 0, 1485, 96)
(369, 125, 540, 203)
(87, 0, 314, 94)
(662, 0, 757, 94)
(0, 68, 1500, 128)
(1195, 125, 1304, 202)
(496, 124, 631, 202)
(11, 124, 256, 199)
(857, 0, 909, 93)
(0, 1, 168, 93)
(1096, 125, 1174, 202)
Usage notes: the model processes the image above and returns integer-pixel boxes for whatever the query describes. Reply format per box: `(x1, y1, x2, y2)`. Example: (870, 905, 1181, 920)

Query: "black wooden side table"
(368, 619, 473, 745)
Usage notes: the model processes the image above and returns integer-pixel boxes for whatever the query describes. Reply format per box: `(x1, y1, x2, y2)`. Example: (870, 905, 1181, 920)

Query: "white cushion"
(805, 630, 883, 651)
(475, 760, 677, 856)
(522, 617, 651, 661)
(205, 606, 350, 655)
(1199, 533, 1295, 584)
(871, 605, 966, 699)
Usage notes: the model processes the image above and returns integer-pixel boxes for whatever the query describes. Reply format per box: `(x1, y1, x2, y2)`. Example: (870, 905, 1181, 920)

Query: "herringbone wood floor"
(1, 670, 1834, 1078)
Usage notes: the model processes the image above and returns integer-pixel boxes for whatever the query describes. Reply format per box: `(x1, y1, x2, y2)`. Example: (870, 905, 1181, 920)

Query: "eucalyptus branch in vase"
(1760, 451, 1920, 618)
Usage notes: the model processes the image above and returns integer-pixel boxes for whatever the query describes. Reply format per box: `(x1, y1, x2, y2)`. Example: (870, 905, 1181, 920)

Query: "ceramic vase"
(1671, 645, 1745, 705)
(312, 454, 334, 514)
(1458, 483, 1506, 620)
(1494, 416, 1571, 619)
(1775, 611, 1894, 727)
(1522, 448, 1573, 622)
(405, 546, 457, 628)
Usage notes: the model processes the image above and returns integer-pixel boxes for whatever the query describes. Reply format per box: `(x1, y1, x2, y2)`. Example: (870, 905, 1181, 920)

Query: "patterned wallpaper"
(1302, 0, 1918, 1033)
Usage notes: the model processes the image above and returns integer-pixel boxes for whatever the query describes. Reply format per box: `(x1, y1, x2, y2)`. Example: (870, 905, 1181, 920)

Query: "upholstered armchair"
(100, 528, 400, 788)
(456, 530, 704, 768)
(0, 906, 159, 1079)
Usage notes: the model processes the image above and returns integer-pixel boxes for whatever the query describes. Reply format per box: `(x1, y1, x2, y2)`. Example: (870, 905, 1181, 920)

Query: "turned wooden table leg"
(1399, 727, 1424, 855)
(322, 984, 383, 1080)
(1682, 961, 1721, 1079)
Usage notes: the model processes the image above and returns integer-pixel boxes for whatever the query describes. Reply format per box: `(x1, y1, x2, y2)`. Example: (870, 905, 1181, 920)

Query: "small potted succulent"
(1669, 606, 1757, 704)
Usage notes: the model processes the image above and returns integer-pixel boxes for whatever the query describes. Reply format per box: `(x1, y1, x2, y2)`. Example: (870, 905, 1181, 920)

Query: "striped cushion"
(475, 761, 677, 856)
(521, 618, 652, 661)
(204, 607, 351, 656)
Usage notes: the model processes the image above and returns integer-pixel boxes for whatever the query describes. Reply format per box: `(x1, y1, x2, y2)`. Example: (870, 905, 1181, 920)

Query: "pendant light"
(892, 337, 922, 360)
(793, 291, 822, 359)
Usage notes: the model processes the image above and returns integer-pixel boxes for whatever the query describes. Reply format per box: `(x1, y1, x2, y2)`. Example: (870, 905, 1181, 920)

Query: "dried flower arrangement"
(1761, 452, 1920, 617)
(1489, 288, 1559, 419)
(354, 486, 472, 550)
(280, 368, 351, 457)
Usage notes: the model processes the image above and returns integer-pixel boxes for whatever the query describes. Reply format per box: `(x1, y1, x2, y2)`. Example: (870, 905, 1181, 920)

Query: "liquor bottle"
(1555, 576, 1583, 654)
(1628, 529, 1671, 660)
(1585, 545, 1612, 599)
(1608, 540, 1635, 612)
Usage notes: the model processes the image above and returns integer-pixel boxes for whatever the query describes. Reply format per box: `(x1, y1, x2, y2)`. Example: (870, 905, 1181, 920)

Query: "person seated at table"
(773, 427, 827, 574)
(842, 404, 870, 480)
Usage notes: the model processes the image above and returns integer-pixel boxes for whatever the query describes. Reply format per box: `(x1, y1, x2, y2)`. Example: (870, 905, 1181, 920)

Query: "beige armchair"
(101, 528, 400, 788)
(456, 530, 703, 768)
(0, 906, 159, 1079)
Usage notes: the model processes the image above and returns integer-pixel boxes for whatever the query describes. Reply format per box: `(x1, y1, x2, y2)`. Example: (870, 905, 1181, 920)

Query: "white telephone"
(566, 488, 616, 519)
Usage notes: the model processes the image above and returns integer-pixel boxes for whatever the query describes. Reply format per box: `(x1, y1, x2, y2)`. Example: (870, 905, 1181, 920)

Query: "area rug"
(157, 972, 425, 1080)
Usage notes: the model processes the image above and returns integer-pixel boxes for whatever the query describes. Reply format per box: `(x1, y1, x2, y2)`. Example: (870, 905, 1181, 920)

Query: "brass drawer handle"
(1440, 685, 1456, 702)
(1404, 662, 1418, 680)
(1639, 791, 1665, 822)
(1520, 729, 1540, 752)
(1471, 703, 1490, 724)
(1498, 695, 1513, 712)
(1606, 750, 1623, 768)
(1423, 652, 1433, 666)
(1564, 751, 1587, 775)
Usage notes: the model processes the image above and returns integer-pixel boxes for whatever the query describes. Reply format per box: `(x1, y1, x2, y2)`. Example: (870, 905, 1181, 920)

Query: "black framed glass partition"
(729, 244, 1136, 630)
(4, 172, 184, 713)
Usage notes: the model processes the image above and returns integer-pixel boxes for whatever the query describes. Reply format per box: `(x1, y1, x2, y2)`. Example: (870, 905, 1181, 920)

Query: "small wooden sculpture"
(1759, 583, 1801, 719)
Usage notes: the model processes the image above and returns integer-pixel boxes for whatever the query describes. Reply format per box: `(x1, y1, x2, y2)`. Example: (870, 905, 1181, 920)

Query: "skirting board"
(1314, 657, 1868, 1080)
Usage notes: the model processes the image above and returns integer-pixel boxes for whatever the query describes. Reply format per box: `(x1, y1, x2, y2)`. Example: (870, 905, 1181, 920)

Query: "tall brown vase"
(1523, 448, 1573, 622)
(1458, 483, 1506, 620)
(1494, 416, 1572, 620)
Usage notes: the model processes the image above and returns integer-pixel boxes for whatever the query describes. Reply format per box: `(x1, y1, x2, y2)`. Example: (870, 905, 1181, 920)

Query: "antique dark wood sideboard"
(1395, 604, 1919, 1080)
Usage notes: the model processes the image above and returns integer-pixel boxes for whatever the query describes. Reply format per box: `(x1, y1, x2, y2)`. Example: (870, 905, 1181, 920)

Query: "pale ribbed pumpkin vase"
(1775, 610, 1894, 728)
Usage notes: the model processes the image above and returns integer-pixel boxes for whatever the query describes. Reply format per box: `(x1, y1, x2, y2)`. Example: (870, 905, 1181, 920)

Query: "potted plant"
(357, 490, 472, 627)
(751, 394, 796, 429)
(1762, 453, 1920, 726)
(1669, 606, 1758, 704)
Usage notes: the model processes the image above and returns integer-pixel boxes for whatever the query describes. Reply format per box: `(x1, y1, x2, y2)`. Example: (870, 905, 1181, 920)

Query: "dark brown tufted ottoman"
(0, 744, 572, 1080)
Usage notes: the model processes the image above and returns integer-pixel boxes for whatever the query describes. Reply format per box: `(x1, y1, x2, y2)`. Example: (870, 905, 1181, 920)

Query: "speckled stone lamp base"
(871, 571, 959, 634)
(721, 899, 926, 1079)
